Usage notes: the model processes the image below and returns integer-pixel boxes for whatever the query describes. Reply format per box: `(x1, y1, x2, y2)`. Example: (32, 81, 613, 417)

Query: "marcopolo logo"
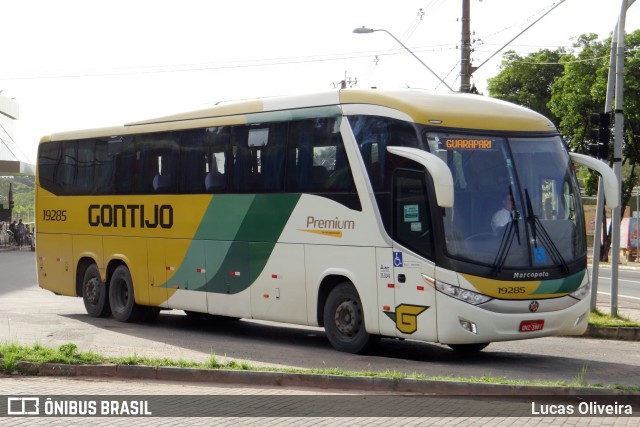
(512, 271, 550, 280)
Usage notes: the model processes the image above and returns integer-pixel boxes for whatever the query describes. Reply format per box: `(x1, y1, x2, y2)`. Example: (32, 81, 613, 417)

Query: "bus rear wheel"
(82, 264, 111, 318)
(109, 265, 145, 323)
(323, 283, 379, 354)
(448, 343, 490, 353)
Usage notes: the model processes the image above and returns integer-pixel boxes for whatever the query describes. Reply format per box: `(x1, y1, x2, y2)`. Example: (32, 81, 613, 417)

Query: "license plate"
(519, 320, 544, 332)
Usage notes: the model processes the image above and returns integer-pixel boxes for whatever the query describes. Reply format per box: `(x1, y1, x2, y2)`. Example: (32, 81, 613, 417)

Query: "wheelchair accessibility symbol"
(533, 247, 547, 264)
(393, 252, 403, 267)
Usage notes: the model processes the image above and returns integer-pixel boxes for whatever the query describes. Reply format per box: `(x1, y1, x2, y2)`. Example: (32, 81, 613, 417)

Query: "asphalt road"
(594, 263, 640, 300)
(1, 250, 639, 388)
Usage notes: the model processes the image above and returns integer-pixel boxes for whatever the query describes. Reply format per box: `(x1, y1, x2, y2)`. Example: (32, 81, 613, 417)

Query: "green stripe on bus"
(161, 193, 301, 294)
(531, 271, 585, 295)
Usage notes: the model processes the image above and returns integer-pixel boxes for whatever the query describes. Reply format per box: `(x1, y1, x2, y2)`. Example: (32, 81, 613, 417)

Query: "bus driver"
(491, 194, 514, 232)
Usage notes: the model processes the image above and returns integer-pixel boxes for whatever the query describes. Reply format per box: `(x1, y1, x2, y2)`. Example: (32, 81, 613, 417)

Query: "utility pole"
(610, 0, 635, 316)
(334, 71, 358, 89)
(460, 0, 474, 92)
(459, 0, 567, 93)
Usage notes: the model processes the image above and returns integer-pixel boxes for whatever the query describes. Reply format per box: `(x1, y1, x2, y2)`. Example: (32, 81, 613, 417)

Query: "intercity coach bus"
(36, 89, 618, 354)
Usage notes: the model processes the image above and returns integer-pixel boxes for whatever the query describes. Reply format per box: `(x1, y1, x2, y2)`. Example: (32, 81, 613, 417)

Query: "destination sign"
(444, 138, 493, 149)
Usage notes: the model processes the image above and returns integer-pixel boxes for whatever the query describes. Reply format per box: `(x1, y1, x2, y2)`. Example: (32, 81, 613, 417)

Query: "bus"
(35, 89, 619, 354)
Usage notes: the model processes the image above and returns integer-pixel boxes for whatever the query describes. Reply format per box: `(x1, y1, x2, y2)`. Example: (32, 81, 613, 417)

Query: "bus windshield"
(426, 132, 586, 270)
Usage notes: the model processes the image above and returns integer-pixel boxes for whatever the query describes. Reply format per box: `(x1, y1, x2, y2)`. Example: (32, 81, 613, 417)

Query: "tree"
(488, 31, 640, 261)
(550, 32, 640, 214)
(0, 176, 35, 223)
(549, 34, 610, 154)
(487, 48, 566, 125)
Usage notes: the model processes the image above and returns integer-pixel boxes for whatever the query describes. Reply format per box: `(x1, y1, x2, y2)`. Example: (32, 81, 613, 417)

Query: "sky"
(1, 0, 639, 164)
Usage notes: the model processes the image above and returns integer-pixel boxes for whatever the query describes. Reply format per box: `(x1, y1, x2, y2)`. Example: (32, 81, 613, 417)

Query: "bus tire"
(109, 265, 144, 322)
(323, 282, 379, 354)
(448, 343, 490, 353)
(82, 264, 111, 318)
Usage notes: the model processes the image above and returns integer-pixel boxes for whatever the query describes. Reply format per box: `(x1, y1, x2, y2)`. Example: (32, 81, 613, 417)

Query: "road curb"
(3, 360, 638, 396)
(582, 326, 640, 341)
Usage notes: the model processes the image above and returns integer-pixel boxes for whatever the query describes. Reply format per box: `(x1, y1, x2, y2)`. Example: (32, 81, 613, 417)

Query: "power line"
(0, 47, 455, 81)
(480, 1, 561, 42)
(516, 54, 610, 65)
(0, 39, 613, 83)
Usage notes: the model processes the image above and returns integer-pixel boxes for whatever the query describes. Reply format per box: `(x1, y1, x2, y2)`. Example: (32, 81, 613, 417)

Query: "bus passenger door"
(390, 169, 438, 342)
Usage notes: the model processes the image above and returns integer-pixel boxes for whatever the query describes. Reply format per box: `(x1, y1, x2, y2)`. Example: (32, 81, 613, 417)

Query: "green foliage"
(0, 176, 35, 222)
(0, 342, 104, 369)
(489, 30, 640, 219)
(1, 341, 640, 391)
(58, 343, 78, 358)
(589, 308, 640, 328)
(573, 365, 590, 388)
(487, 48, 566, 125)
(549, 33, 610, 152)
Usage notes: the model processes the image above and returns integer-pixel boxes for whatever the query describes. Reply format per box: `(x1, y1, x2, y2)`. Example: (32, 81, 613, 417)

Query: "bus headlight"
(569, 282, 590, 300)
(435, 281, 492, 305)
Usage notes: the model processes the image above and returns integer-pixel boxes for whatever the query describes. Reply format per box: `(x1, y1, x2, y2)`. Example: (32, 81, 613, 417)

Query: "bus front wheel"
(82, 264, 111, 318)
(323, 283, 379, 354)
(109, 265, 144, 322)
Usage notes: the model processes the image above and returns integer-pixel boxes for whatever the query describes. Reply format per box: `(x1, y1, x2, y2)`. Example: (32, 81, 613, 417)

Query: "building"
(1, 92, 34, 176)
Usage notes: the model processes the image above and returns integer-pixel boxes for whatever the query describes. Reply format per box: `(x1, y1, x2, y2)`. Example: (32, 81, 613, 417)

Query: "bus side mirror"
(569, 152, 619, 209)
(387, 146, 454, 208)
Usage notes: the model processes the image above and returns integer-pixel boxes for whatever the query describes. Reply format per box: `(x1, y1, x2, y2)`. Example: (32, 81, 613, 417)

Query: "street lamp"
(353, 26, 453, 91)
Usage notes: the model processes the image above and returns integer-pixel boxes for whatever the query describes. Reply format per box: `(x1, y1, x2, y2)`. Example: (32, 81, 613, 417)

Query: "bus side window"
(93, 138, 115, 194)
(286, 118, 354, 193)
(230, 123, 287, 193)
(393, 169, 434, 260)
(231, 126, 251, 192)
(56, 140, 78, 193)
(327, 132, 355, 192)
(37, 141, 63, 194)
(124, 133, 179, 194)
(261, 123, 287, 192)
(178, 129, 207, 194)
(287, 120, 314, 191)
(114, 138, 136, 194)
(204, 127, 229, 193)
(351, 115, 421, 193)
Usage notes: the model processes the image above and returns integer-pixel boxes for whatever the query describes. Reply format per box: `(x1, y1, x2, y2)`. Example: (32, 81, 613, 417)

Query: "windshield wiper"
(492, 186, 520, 275)
(524, 189, 568, 273)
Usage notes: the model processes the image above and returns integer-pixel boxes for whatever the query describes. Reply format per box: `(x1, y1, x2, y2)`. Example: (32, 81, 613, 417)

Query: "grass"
(588, 308, 640, 328)
(1, 341, 640, 393)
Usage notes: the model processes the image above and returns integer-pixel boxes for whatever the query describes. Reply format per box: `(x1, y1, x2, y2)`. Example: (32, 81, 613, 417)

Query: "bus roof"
(42, 89, 555, 142)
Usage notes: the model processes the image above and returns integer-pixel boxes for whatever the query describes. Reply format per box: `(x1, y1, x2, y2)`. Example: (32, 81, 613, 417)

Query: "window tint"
(36, 116, 360, 210)
(231, 123, 287, 192)
(286, 118, 354, 193)
(350, 115, 422, 192)
(37, 141, 62, 193)
(393, 169, 434, 260)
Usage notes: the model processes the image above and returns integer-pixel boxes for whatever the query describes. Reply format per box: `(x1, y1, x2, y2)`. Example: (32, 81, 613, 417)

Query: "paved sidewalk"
(0, 376, 638, 426)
